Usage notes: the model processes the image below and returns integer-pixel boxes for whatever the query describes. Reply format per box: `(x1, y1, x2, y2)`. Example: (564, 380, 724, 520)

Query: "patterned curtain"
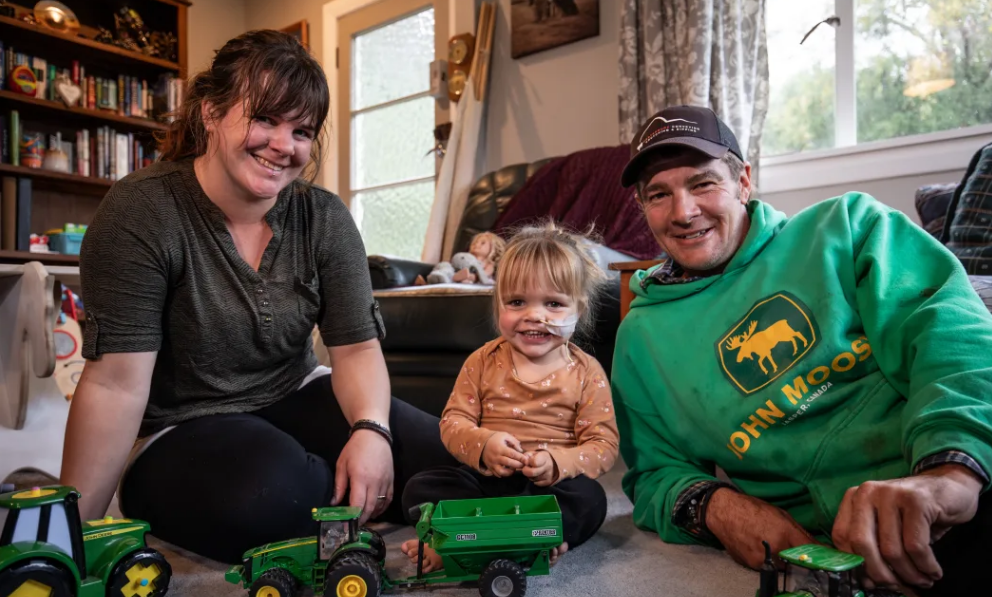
(618, 0, 769, 183)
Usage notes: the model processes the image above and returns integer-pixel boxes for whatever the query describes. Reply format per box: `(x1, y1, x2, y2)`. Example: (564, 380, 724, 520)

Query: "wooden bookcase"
(0, 0, 189, 265)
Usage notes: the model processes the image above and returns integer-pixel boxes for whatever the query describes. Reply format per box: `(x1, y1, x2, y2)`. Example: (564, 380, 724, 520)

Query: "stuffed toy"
(423, 232, 506, 285)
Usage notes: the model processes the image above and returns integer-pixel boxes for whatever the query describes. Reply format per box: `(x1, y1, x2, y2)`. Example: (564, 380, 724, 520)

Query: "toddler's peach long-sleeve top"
(440, 337, 619, 482)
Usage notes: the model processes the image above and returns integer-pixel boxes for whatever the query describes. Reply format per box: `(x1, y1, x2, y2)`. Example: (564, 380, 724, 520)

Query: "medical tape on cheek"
(540, 315, 579, 340)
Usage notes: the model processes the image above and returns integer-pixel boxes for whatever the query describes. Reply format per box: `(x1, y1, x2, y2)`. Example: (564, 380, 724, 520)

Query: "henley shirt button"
(262, 300, 270, 307)
(256, 288, 264, 295)
(264, 316, 272, 323)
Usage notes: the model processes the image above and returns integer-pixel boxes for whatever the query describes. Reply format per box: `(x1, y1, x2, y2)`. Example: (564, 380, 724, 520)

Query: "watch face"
(450, 38, 469, 64)
(449, 70, 467, 94)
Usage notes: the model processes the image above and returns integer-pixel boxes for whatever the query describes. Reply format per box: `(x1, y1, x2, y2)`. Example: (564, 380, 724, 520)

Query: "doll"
(424, 232, 506, 285)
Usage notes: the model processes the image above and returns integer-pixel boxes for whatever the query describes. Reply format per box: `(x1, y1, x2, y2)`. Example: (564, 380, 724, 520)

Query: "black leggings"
(119, 375, 457, 564)
(402, 464, 608, 549)
(918, 488, 992, 595)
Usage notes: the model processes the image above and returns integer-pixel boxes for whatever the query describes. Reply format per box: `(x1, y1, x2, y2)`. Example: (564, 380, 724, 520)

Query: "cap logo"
(637, 116, 700, 151)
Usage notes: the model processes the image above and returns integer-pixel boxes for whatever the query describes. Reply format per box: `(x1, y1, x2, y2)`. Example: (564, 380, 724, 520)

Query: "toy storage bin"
(48, 232, 85, 255)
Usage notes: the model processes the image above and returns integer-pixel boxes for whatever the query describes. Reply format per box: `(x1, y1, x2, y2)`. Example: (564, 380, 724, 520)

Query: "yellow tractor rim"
(122, 563, 162, 597)
(254, 585, 281, 597)
(10, 579, 54, 597)
(336, 575, 367, 597)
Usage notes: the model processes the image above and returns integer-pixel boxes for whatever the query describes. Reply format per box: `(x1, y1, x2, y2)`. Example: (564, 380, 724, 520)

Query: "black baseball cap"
(620, 105, 744, 188)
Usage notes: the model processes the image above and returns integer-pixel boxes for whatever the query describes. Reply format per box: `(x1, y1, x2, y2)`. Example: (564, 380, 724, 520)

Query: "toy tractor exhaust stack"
(759, 541, 779, 597)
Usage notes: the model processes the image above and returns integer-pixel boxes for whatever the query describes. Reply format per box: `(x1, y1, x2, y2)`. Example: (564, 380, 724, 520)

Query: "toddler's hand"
(481, 432, 527, 477)
(523, 450, 558, 486)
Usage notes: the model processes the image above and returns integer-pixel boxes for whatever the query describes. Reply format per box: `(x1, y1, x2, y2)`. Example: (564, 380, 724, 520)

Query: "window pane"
(764, 0, 836, 156)
(352, 97, 435, 189)
(856, 0, 992, 144)
(352, 8, 435, 110)
(352, 180, 435, 260)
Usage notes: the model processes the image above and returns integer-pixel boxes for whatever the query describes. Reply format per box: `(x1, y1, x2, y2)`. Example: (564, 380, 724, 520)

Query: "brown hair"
(157, 30, 330, 182)
(494, 221, 609, 339)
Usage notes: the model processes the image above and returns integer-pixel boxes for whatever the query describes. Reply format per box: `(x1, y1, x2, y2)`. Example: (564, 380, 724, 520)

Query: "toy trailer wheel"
(108, 548, 173, 597)
(325, 552, 382, 597)
(479, 559, 526, 597)
(0, 560, 74, 597)
(249, 567, 299, 597)
(364, 529, 387, 562)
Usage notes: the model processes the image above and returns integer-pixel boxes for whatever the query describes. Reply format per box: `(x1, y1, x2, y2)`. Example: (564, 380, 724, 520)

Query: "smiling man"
(611, 105, 992, 595)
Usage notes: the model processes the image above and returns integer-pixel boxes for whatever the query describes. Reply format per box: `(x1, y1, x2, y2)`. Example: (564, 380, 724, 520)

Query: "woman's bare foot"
(400, 539, 444, 572)
(549, 542, 569, 566)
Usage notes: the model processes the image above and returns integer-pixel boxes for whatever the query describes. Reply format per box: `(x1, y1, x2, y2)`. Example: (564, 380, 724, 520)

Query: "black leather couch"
(368, 159, 640, 417)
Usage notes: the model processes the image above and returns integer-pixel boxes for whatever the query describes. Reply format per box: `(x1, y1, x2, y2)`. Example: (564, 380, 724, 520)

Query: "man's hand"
(706, 488, 817, 570)
(832, 464, 982, 590)
(523, 450, 558, 486)
(481, 432, 527, 477)
(332, 429, 394, 525)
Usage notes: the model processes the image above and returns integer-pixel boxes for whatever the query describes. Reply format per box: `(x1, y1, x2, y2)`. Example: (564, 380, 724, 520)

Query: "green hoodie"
(612, 193, 992, 545)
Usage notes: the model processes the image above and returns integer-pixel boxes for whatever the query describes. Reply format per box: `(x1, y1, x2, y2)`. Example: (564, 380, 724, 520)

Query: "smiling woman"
(58, 30, 458, 564)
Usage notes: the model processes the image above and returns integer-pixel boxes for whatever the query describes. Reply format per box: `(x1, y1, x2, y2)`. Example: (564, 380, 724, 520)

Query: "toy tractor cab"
(0, 484, 171, 597)
(757, 541, 868, 597)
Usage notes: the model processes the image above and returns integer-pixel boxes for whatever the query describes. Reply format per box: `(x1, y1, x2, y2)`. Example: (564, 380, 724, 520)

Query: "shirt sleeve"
(847, 193, 992, 491)
(440, 349, 496, 473)
(80, 182, 172, 358)
(546, 360, 620, 482)
(312, 186, 385, 347)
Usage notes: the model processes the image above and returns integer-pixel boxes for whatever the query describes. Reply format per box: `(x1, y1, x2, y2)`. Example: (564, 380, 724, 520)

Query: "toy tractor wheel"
(325, 552, 382, 597)
(108, 548, 173, 597)
(249, 567, 298, 597)
(479, 559, 526, 597)
(0, 560, 73, 597)
(365, 529, 387, 562)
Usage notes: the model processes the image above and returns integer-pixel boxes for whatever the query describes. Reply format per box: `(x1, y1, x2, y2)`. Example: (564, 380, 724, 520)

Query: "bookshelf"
(0, 0, 188, 263)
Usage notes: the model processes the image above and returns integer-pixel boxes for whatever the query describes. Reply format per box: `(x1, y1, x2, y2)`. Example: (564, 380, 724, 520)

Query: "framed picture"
(281, 19, 310, 49)
(511, 0, 599, 59)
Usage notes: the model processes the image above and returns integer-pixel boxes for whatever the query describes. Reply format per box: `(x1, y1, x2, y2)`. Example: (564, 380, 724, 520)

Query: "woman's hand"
(481, 432, 527, 476)
(332, 429, 394, 524)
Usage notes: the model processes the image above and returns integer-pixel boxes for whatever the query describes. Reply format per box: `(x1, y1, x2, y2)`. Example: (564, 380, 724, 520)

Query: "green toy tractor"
(226, 494, 564, 597)
(757, 541, 904, 597)
(0, 484, 172, 597)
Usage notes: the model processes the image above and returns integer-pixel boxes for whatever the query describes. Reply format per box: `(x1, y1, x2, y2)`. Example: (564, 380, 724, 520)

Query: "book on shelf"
(2, 108, 161, 181)
(1, 41, 183, 122)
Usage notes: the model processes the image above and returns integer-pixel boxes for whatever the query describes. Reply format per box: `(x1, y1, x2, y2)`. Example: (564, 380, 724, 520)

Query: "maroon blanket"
(491, 145, 661, 259)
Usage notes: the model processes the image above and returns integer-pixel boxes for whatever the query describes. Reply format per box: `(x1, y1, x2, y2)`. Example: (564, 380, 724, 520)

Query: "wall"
(761, 170, 965, 224)
(188, 0, 249, 75)
(245, 0, 330, 66)
(483, 0, 620, 173)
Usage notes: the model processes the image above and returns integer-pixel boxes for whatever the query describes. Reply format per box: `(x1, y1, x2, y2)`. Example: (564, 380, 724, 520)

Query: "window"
(338, 1, 440, 260)
(765, 0, 992, 157)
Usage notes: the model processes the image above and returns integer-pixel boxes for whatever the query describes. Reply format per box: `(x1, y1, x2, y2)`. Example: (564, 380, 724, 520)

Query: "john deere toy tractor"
(227, 494, 564, 597)
(0, 484, 171, 597)
(757, 541, 904, 597)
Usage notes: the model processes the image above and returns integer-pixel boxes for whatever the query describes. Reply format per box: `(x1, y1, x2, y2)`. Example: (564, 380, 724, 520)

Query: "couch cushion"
(915, 182, 957, 239)
(942, 143, 992, 275)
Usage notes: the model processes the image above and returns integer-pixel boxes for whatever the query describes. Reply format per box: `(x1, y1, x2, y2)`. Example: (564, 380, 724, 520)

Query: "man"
(611, 105, 992, 595)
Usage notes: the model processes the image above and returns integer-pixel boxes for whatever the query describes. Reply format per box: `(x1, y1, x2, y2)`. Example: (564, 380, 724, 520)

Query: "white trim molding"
(759, 123, 992, 194)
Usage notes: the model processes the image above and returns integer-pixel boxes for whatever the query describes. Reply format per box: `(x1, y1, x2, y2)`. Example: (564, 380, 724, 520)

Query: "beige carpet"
(130, 464, 760, 597)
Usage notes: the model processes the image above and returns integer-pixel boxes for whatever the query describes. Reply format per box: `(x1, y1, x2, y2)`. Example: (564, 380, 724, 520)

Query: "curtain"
(618, 0, 769, 183)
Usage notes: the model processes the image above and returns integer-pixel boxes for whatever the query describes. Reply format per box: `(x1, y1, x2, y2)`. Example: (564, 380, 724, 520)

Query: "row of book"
(1, 109, 160, 180)
(0, 41, 184, 122)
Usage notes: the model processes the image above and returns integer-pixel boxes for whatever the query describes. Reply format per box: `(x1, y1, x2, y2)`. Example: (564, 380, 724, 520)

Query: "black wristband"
(350, 419, 393, 446)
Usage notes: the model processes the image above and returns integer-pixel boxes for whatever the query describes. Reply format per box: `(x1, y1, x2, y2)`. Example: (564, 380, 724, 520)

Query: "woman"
(60, 30, 454, 564)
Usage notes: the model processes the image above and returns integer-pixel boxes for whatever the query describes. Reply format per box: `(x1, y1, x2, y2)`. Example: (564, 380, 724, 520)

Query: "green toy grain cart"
(0, 485, 171, 597)
(756, 541, 904, 597)
(226, 494, 563, 597)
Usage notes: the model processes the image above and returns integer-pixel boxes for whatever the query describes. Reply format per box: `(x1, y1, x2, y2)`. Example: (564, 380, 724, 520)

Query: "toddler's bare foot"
(400, 539, 444, 572)
(549, 542, 569, 566)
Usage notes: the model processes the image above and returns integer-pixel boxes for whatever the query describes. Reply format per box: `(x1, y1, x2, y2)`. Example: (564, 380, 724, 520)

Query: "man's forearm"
(329, 340, 391, 427)
(61, 381, 146, 520)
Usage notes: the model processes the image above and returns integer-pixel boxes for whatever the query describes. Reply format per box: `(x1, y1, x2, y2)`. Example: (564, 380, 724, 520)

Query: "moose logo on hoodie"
(717, 292, 820, 395)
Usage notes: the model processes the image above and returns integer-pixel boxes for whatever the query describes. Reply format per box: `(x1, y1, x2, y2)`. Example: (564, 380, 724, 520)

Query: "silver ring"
(376, 495, 387, 500)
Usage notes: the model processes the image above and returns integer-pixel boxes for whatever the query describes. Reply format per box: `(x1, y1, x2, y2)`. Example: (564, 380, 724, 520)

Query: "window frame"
(760, 0, 992, 194)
